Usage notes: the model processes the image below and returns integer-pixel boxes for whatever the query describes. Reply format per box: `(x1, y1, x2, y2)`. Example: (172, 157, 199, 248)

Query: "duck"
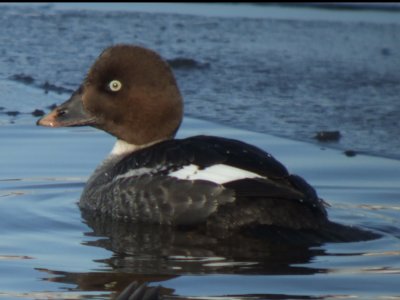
(36, 44, 374, 239)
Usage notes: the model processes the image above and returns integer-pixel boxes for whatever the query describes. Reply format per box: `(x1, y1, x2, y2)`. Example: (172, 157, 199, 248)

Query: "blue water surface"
(0, 3, 399, 300)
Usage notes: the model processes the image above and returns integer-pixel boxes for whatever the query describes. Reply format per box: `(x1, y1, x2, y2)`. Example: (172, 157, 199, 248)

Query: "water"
(0, 3, 399, 300)
(0, 3, 399, 159)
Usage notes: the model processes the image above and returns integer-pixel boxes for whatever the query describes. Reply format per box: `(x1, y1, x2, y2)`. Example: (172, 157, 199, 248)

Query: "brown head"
(37, 45, 183, 146)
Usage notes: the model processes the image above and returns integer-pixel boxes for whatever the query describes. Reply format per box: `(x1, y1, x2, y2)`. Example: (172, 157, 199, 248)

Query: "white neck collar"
(110, 138, 167, 156)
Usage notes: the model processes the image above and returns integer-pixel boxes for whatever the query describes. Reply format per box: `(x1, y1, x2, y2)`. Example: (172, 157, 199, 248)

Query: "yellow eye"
(108, 80, 122, 92)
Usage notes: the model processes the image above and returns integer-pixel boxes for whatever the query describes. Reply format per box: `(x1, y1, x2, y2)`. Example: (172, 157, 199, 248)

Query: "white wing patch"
(169, 164, 265, 184)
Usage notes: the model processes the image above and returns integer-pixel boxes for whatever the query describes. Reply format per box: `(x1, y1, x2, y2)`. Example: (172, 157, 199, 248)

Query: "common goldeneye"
(36, 45, 373, 238)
